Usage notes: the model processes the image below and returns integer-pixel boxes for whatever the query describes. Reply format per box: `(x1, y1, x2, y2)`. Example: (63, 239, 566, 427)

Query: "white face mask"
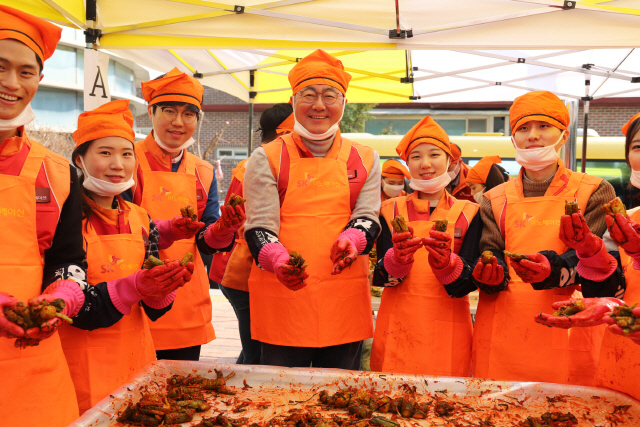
(447, 162, 460, 181)
(409, 160, 452, 194)
(473, 189, 485, 204)
(80, 156, 135, 197)
(292, 96, 346, 141)
(511, 131, 565, 172)
(631, 169, 640, 189)
(0, 104, 36, 132)
(154, 131, 195, 154)
(383, 183, 404, 198)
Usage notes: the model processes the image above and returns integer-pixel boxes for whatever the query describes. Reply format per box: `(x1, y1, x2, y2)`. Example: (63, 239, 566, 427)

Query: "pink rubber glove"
(511, 252, 551, 283)
(392, 225, 423, 264)
(0, 293, 24, 339)
(137, 260, 191, 297)
(472, 256, 504, 286)
(559, 212, 602, 258)
(330, 229, 366, 275)
(604, 305, 640, 345)
(423, 229, 452, 269)
(535, 297, 623, 329)
(259, 243, 309, 291)
(155, 216, 205, 249)
(606, 214, 640, 269)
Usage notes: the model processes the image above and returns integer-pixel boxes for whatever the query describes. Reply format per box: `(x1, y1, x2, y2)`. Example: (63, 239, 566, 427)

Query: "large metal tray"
(70, 360, 640, 426)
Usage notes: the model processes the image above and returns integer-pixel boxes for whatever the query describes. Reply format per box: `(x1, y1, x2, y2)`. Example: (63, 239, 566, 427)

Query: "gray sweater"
(244, 135, 381, 237)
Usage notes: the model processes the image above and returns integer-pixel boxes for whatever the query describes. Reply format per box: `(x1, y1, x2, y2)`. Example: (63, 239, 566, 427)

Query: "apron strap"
(136, 144, 152, 172)
(282, 134, 300, 161)
(564, 171, 585, 199)
(180, 151, 197, 175)
(20, 141, 46, 180)
(126, 204, 145, 237)
(504, 179, 520, 202)
(336, 135, 352, 164)
(445, 200, 466, 250)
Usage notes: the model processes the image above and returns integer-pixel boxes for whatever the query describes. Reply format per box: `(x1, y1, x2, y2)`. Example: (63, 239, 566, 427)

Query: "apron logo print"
(297, 173, 317, 187)
(101, 254, 122, 273)
(153, 186, 172, 201)
(514, 213, 534, 228)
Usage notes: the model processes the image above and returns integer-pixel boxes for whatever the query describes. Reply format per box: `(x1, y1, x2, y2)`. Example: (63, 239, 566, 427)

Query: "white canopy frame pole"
(249, 70, 256, 153)
(581, 66, 592, 173)
(563, 99, 579, 172)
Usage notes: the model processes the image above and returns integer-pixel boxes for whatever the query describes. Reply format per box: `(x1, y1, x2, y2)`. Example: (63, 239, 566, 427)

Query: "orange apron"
(594, 208, 640, 400)
(135, 145, 215, 350)
(221, 160, 252, 292)
(0, 142, 79, 426)
(58, 200, 155, 413)
(248, 135, 373, 347)
(473, 171, 605, 385)
(371, 194, 473, 376)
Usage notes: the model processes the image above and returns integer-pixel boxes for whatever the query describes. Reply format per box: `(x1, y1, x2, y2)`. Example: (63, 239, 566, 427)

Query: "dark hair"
(485, 164, 510, 192)
(36, 55, 43, 74)
(258, 103, 293, 143)
(151, 101, 200, 121)
(71, 142, 94, 218)
(625, 117, 640, 167)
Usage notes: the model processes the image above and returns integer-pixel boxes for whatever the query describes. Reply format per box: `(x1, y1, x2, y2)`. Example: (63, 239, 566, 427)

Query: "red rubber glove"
(137, 260, 191, 298)
(276, 263, 310, 291)
(206, 205, 246, 246)
(559, 212, 602, 258)
(259, 243, 309, 291)
(22, 294, 64, 343)
(604, 306, 640, 345)
(511, 252, 551, 283)
(170, 215, 205, 239)
(535, 297, 623, 329)
(606, 214, 640, 253)
(472, 256, 504, 286)
(423, 229, 452, 269)
(392, 225, 423, 265)
(330, 229, 365, 275)
(0, 293, 24, 339)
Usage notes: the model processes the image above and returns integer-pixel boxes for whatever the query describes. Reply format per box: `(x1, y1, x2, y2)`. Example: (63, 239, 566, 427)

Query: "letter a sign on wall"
(84, 49, 111, 111)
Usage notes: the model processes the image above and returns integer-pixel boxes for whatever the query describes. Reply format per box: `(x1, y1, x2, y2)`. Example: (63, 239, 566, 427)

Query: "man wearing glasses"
(124, 68, 230, 361)
(243, 50, 381, 369)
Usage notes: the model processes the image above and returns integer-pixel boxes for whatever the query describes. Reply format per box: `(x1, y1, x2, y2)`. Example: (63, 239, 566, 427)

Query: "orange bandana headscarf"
(288, 50, 351, 95)
(510, 91, 569, 133)
(467, 156, 502, 184)
(0, 5, 61, 63)
(396, 116, 451, 162)
(622, 112, 640, 136)
(73, 100, 135, 150)
(450, 144, 462, 164)
(381, 159, 410, 179)
(276, 113, 295, 135)
(141, 67, 204, 109)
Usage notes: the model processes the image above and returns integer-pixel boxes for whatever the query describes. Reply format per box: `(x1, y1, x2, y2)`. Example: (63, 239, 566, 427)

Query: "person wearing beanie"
(466, 155, 510, 203)
(0, 6, 90, 425)
(471, 90, 620, 386)
(123, 68, 233, 362)
(536, 112, 640, 401)
(210, 103, 293, 366)
(445, 144, 474, 202)
(380, 159, 410, 202)
(369, 116, 481, 376)
(56, 100, 199, 413)
(243, 50, 381, 369)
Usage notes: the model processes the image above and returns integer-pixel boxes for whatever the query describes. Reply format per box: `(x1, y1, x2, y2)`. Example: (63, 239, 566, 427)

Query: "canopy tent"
(6, 0, 640, 168)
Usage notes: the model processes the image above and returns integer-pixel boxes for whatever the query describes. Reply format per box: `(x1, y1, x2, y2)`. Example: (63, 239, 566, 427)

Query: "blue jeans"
(219, 284, 262, 365)
(261, 340, 363, 370)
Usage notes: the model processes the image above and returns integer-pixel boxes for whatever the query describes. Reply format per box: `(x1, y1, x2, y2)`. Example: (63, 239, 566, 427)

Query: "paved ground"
(200, 289, 242, 364)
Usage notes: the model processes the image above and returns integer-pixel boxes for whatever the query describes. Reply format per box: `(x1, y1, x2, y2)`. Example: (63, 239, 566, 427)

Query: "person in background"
(210, 103, 293, 365)
(446, 143, 474, 202)
(471, 91, 620, 386)
(466, 156, 510, 203)
(370, 116, 480, 376)
(243, 50, 380, 369)
(124, 68, 233, 361)
(58, 100, 197, 413)
(380, 159, 410, 203)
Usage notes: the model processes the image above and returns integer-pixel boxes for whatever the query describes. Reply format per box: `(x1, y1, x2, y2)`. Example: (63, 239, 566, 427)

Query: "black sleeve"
(68, 282, 124, 331)
(344, 217, 381, 255)
(245, 227, 282, 266)
(372, 217, 406, 288)
(120, 188, 134, 202)
(141, 301, 173, 321)
(146, 217, 160, 260)
(42, 167, 87, 289)
(196, 226, 235, 256)
(580, 251, 626, 299)
(471, 250, 510, 295)
(441, 213, 482, 298)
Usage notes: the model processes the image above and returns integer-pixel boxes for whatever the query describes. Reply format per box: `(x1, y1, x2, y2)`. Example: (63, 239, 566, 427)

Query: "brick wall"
(576, 104, 640, 137)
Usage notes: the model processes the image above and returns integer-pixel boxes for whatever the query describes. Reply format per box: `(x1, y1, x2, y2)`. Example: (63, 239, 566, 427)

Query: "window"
(493, 117, 506, 134)
(468, 119, 487, 133)
(108, 60, 135, 96)
(44, 46, 77, 85)
(217, 148, 249, 160)
(31, 87, 82, 129)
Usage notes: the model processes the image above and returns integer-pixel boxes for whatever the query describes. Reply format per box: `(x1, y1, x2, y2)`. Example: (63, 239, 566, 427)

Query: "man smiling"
(243, 50, 381, 368)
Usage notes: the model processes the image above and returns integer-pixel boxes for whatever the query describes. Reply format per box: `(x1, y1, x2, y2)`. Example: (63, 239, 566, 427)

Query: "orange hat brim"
(622, 112, 640, 136)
